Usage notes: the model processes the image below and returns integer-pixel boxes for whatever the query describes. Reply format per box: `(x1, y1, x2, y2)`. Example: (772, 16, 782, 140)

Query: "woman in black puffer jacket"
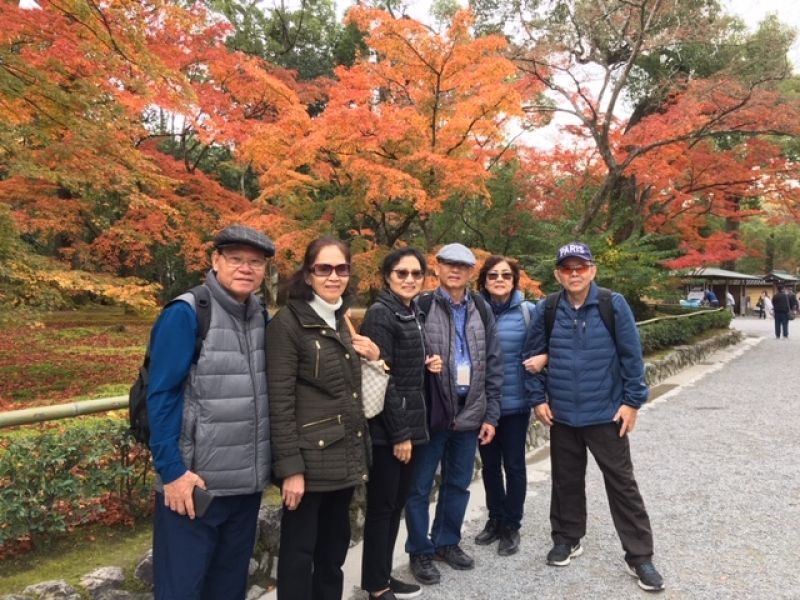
(359, 247, 431, 600)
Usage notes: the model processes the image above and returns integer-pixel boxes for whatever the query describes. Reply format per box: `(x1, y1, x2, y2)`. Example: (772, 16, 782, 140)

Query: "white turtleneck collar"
(308, 293, 343, 329)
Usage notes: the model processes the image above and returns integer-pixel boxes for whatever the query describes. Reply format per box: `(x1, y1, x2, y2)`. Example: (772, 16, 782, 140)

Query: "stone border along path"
(259, 317, 794, 600)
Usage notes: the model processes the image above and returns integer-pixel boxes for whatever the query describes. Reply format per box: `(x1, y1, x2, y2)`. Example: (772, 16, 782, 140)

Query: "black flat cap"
(213, 224, 275, 257)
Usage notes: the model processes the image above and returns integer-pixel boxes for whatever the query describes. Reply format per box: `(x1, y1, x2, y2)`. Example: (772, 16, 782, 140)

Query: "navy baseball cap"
(213, 224, 275, 257)
(556, 241, 593, 265)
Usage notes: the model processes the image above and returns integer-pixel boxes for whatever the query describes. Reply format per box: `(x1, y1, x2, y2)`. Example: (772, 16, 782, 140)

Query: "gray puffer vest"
(421, 289, 503, 430)
(156, 270, 270, 496)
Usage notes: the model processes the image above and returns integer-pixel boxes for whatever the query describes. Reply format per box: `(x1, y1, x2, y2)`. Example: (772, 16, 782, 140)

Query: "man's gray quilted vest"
(424, 292, 488, 431)
(157, 270, 270, 496)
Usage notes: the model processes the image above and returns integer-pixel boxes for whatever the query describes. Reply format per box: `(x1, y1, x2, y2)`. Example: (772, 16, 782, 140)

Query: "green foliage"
(638, 309, 732, 355)
(210, 0, 366, 80)
(0, 420, 152, 550)
(736, 219, 800, 275)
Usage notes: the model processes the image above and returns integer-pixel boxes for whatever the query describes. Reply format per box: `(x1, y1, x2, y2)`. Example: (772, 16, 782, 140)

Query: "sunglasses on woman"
(392, 269, 425, 281)
(487, 271, 513, 281)
(310, 263, 351, 277)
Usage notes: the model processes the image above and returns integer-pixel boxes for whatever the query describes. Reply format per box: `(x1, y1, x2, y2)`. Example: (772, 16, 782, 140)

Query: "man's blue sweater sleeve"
(146, 301, 196, 484)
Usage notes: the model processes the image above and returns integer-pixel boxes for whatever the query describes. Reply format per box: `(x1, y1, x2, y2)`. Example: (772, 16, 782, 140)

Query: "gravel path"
(268, 317, 800, 599)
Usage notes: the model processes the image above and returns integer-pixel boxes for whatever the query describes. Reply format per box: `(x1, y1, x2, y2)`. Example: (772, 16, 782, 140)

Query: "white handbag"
(344, 315, 390, 419)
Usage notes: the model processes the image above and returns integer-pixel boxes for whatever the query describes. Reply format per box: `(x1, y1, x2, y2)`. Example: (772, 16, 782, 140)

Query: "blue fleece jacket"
(525, 282, 647, 427)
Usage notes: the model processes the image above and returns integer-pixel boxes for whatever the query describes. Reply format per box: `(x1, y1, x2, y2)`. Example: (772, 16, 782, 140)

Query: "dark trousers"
(550, 422, 654, 565)
(361, 445, 415, 593)
(277, 486, 354, 600)
(478, 411, 531, 530)
(774, 312, 789, 338)
(153, 491, 261, 600)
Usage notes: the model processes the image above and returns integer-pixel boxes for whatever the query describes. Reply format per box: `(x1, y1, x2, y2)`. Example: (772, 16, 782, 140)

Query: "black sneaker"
(435, 544, 475, 570)
(474, 518, 501, 545)
(389, 577, 422, 599)
(497, 527, 520, 556)
(625, 561, 665, 592)
(546, 542, 583, 566)
(409, 554, 440, 585)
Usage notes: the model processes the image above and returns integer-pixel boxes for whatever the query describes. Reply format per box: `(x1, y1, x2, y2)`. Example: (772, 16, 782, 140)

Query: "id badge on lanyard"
(456, 363, 471, 386)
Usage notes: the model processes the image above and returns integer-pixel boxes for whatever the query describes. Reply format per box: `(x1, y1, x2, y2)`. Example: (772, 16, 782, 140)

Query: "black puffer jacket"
(266, 299, 369, 492)
(360, 289, 429, 446)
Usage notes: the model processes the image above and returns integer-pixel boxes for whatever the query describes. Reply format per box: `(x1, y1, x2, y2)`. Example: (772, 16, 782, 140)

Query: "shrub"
(0, 419, 152, 551)
(638, 309, 732, 355)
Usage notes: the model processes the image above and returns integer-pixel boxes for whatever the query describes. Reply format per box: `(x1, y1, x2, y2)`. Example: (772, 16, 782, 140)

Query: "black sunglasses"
(487, 271, 513, 281)
(310, 263, 351, 277)
(392, 269, 425, 281)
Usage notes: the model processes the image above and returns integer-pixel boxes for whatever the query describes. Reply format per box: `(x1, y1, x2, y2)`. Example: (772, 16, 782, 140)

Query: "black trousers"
(550, 421, 654, 565)
(361, 444, 415, 593)
(277, 486, 355, 600)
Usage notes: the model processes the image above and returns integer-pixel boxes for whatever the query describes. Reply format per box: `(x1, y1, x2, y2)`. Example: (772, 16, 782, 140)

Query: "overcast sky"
(335, 0, 798, 70)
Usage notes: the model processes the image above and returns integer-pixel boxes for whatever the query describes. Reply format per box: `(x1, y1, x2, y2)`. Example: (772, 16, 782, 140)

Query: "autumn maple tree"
(244, 6, 545, 287)
(490, 0, 800, 268)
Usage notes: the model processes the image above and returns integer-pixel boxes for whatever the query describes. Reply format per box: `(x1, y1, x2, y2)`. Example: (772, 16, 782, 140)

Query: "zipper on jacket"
(416, 316, 430, 443)
(241, 305, 259, 487)
(301, 414, 342, 429)
(314, 340, 321, 378)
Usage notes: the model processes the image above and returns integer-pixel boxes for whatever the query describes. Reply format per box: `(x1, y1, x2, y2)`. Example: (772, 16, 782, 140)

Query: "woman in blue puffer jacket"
(474, 256, 547, 556)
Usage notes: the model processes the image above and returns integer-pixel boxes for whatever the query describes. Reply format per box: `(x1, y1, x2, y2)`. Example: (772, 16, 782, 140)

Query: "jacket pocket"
(298, 421, 347, 482)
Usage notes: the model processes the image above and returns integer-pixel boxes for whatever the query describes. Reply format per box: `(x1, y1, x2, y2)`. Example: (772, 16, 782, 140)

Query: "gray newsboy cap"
(436, 243, 476, 266)
(213, 224, 275, 257)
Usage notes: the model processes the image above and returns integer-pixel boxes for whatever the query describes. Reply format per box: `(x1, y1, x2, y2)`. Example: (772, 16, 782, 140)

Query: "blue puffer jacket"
(483, 290, 535, 416)
(525, 283, 648, 427)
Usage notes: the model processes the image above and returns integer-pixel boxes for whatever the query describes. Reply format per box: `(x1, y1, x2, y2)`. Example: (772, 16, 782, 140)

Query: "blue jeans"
(478, 411, 530, 530)
(775, 312, 790, 338)
(404, 429, 478, 556)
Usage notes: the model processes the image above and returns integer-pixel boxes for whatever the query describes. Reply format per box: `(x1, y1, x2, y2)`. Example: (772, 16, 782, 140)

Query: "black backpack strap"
(417, 292, 434, 318)
(470, 291, 490, 329)
(596, 287, 616, 345)
(188, 285, 212, 363)
(543, 291, 560, 347)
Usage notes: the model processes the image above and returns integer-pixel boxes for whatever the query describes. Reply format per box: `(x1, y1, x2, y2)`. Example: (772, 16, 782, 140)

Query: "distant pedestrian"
(763, 293, 773, 319)
(526, 241, 665, 592)
(756, 295, 765, 319)
(703, 288, 719, 308)
(726, 290, 735, 317)
(772, 286, 796, 339)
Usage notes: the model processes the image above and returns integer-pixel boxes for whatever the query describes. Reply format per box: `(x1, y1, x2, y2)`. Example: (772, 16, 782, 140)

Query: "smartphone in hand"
(192, 486, 213, 518)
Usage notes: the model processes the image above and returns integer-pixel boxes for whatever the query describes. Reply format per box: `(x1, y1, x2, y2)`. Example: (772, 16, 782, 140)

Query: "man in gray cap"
(405, 243, 503, 585)
(147, 224, 274, 600)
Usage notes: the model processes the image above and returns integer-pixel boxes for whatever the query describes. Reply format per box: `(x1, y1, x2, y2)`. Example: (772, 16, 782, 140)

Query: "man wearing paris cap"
(524, 241, 665, 592)
(147, 224, 274, 600)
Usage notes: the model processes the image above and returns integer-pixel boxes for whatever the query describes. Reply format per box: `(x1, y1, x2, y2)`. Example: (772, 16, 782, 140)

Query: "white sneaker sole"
(624, 562, 666, 592)
(547, 544, 584, 566)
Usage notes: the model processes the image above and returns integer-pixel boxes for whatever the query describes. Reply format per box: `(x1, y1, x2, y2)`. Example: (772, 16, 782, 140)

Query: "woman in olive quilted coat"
(267, 237, 380, 600)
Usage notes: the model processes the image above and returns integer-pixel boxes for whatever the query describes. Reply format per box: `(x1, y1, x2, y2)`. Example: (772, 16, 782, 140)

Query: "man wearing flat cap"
(405, 243, 503, 585)
(525, 241, 665, 592)
(147, 224, 274, 599)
